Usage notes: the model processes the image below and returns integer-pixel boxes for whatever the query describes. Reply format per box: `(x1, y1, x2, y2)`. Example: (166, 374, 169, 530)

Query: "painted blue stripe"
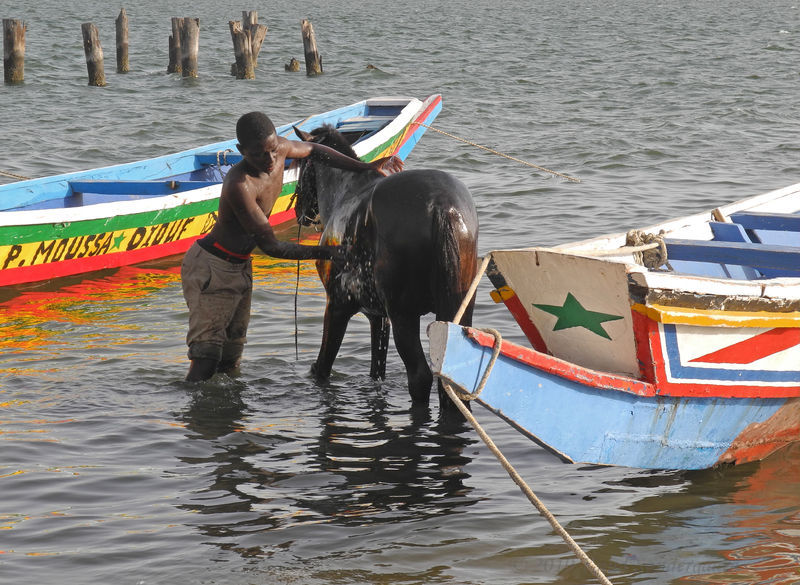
(395, 100, 442, 161)
(434, 323, 786, 469)
(662, 324, 800, 383)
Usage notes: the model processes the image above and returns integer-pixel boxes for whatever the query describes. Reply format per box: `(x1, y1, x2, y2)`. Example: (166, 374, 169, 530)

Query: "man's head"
(236, 112, 276, 147)
(236, 112, 279, 174)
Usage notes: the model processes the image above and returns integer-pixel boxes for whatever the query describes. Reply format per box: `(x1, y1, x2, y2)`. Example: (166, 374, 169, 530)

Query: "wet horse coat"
(294, 125, 479, 406)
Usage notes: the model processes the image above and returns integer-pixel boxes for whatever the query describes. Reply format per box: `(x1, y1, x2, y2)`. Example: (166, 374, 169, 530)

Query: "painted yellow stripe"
(0, 213, 215, 270)
(632, 302, 800, 327)
(490, 285, 515, 303)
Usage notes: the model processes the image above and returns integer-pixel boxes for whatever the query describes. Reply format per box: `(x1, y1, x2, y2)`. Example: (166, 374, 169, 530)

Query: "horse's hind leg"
(389, 312, 432, 404)
(312, 299, 355, 381)
(368, 315, 390, 380)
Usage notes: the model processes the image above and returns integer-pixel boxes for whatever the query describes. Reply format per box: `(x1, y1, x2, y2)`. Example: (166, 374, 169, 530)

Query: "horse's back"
(369, 169, 477, 242)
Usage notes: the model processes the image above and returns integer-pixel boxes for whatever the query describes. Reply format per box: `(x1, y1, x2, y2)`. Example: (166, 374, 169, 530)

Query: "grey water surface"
(1, 1, 799, 584)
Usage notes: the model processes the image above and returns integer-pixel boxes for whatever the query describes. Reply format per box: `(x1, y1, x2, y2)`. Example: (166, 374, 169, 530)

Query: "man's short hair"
(236, 112, 276, 146)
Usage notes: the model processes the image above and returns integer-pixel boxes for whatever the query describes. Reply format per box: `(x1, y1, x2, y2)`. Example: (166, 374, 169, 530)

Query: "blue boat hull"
(429, 322, 799, 470)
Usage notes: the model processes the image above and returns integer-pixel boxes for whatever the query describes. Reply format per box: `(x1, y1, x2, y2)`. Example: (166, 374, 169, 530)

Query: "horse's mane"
(308, 124, 358, 159)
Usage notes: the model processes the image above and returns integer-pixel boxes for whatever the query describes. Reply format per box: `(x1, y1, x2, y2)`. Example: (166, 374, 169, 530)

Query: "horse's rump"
(368, 170, 478, 320)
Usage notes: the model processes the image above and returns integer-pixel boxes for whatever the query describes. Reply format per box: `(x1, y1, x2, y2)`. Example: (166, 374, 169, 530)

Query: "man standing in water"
(181, 111, 402, 382)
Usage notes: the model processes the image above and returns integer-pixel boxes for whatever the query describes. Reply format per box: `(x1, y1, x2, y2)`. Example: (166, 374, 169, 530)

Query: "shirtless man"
(181, 111, 402, 382)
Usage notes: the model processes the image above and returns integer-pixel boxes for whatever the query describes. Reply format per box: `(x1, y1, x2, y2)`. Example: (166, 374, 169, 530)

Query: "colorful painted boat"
(429, 182, 800, 470)
(0, 94, 442, 287)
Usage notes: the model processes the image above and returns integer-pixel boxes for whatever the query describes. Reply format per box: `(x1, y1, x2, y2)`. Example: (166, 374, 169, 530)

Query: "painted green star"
(533, 292, 623, 340)
(111, 232, 126, 250)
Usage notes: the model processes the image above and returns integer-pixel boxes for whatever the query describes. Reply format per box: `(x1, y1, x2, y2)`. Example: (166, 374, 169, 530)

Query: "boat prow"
(429, 181, 800, 470)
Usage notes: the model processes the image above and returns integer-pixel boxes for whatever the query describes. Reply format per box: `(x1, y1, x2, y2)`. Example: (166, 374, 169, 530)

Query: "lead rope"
(440, 256, 615, 585)
(294, 222, 302, 361)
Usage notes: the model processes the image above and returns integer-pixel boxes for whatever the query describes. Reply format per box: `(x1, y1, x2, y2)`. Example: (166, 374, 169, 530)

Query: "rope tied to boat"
(216, 148, 235, 168)
(412, 122, 581, 183)
(439, 378, 615, 585)
(441, 327, 503, 401)
(437, 252, 616, 584)
(625, 229, 671, 270)
(566, 230, 672, 270)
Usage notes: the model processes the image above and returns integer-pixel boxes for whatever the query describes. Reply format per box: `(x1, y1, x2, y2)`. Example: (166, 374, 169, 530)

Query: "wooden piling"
(178, 17, 199, 78)
(229, 11, 267, 79)
(229, 21, 255, 80)
(115, 8, 129, 73)
(3, 19, 26, 84)
(285, 57, 300, 72)
(167, 17, 182, 73)
(301, 19, 323, 76)
(242, 11, 267, 66)
(81, 22, 106, 86)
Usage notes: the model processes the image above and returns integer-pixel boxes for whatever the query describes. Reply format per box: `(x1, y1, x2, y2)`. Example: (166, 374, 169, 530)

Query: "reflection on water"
(679, 444, 800, 585)
(0, 243, 797, 584)
(177, 374, 478, 563)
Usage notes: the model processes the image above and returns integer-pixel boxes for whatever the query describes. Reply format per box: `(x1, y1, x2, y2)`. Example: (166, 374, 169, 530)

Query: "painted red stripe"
(466, 326, 656, 396)
(642, 314, 800, 398)
(690, 328, 800, 364)
(269, 207, 296, 227)
(502, 293, 549, 353)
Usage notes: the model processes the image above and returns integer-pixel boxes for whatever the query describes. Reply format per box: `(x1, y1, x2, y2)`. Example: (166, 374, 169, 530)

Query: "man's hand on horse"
(372, 155, 404, 176)
(327, 244, 354, 270)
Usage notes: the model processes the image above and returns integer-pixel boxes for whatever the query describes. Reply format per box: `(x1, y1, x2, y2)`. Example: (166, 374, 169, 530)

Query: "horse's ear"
(293, 125, 313, 142)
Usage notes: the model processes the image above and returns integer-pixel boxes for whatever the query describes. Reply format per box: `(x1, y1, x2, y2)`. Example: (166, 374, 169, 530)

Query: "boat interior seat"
(665, 236, 800, 280)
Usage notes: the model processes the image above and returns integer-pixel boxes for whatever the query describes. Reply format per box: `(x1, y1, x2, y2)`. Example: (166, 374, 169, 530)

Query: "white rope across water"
(0, 169, 32, 181)
(413, 122, 581, 183)
(441, 255, 616, 585)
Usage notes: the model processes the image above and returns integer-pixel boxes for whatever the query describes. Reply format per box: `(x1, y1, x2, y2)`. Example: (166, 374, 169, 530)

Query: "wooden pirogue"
(0, 95, 442, 286)
(429, 181, 800, 470)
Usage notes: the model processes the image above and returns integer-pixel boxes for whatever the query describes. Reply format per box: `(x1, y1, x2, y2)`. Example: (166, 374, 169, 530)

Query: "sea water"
(1, 1, 799, 583)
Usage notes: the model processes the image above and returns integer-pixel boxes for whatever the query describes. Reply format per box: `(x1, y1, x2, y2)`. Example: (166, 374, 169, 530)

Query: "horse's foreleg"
(312, 299, 354, 381)
(389, 313, 432, 404)
(367, 315, 390, 380)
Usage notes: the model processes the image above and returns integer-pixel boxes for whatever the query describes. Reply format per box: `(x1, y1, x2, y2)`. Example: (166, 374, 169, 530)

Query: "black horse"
(293, 124, 479, 408)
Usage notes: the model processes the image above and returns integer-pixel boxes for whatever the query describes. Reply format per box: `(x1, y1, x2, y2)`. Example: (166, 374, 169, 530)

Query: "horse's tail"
(431, 206, 478, 325)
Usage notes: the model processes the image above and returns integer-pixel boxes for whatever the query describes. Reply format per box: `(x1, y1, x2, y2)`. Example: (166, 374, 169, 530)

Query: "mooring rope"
(441, 256, 615, 584)
(440, 327, 503, 401)
(412, 122, 581, 183)
(453, 255, 492, 324)
(551, 230, 672, 271)
(0, 169, 32, 181)
(441, 380, 614, 584)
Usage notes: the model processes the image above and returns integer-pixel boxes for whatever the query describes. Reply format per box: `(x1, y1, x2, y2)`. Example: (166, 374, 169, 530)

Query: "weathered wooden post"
(81, 23, 106, 86)
(284, 57, 300, 72)
(229, 11, 267, 78)
(3, 19, 26, 84)
(229, 20, 255, 79)
(301, 19, 322, 76)
(167, 17, 182, 73)
(178, 17, 199, 78)
(115, 8, 129, 73)
(242, 11, 267, 67)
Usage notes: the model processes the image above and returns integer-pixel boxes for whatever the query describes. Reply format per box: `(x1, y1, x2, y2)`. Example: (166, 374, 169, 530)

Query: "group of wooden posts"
(2, 10, 323, 86)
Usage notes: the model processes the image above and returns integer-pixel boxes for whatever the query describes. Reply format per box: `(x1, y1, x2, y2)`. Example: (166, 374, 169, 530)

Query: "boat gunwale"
(0, 96, 425, 224)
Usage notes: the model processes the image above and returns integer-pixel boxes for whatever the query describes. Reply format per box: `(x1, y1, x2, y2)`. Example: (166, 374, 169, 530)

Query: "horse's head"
(293, 124, 358, 227)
